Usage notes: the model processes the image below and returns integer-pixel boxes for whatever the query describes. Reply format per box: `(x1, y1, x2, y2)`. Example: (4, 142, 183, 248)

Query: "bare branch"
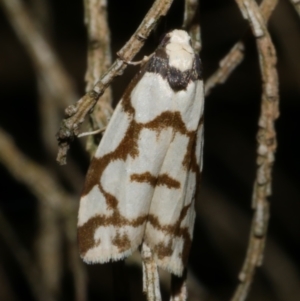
(182, 0, 201, 53)
(205, 0, 278, 96)
(205, 42, 245, 97)
(84, 0, 113, 156)
(230, 0, 279, 300)
(56, 0, 174, 165)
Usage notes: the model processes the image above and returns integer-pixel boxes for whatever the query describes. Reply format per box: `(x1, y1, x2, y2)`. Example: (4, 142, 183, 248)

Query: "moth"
(77, 29, 204, 277)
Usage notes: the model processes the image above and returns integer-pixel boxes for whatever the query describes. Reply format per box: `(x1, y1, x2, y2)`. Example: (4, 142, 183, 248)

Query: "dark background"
(0, 0, 299, 300)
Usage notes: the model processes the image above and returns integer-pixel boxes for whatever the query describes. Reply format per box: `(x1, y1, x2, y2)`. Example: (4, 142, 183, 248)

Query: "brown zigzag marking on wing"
(78, 209, 148, 255)
(112, 232, 131, 252)
(147, 203, 193, 266)
(130, 172, 180, 189)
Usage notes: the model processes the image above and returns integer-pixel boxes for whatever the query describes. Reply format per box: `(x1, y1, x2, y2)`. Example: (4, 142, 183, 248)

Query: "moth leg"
(77, 127, 106, 138)
(141, 242, 162, 301)
(118, 53, 154, 66)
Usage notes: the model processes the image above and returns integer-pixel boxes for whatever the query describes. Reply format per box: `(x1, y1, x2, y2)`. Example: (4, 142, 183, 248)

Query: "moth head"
(163, 30, 194, 71)
(168, 30, 191, 47)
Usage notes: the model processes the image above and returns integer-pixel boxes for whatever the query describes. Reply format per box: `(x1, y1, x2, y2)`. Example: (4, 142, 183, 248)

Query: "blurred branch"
(289, 0, 300, 15)
(30, 1, 63, 297)
(0, 209, 55, 301)
(0, 128, 74, 212)
(56, 0, 174, 165)
(205, 0, 278, 96)
(0, 0, 78, 108)
(1, 0, 85, 192)
(84, 0, 113, 156)
(182, 0, 201, 53)
(0, 128, 87, 301)
(231, 0, 279, 301)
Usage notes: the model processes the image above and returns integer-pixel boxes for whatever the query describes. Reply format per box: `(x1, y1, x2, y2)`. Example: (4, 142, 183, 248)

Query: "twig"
(84, 0, 113, 156)
(0, 209, 55, 301)
(289, 0, 300, 15)
(230, 0, 279, 300)
(204, 0, 278, 97)
(182, 0, 201, 53)
(56, 0, 174, 165)
(0, 0, 77, 108)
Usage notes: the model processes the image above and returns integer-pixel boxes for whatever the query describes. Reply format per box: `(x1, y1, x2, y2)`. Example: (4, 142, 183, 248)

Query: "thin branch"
(0, 0, 77, 108)
(56, 0, 174, 165)
(289, 0, 300, 15)
(204, 42, 245, 97)
(182, 0, 201, 53)
(204, 0, 278, 96)
(230, 0, 279, 300)
(84, 0, 113, 156)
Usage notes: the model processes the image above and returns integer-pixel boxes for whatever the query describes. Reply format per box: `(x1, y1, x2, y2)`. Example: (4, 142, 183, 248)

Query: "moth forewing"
(78, 29, 204, 276)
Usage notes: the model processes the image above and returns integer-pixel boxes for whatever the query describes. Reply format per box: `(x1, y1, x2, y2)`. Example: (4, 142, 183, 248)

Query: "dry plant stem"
(57, 0, 174, 164)
(289, 0, 300, 15)
(231, 0, 279, 301)
(182, 0, 201, 53)
(0, 209, 55, 301)
(0, 0, 77, 108)
(84, 0, 113, 156)
(142, 242, 162, 301)
(204, 0, 278, 97)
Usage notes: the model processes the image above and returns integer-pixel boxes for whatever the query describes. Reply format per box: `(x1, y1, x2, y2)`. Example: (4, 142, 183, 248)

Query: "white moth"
(78, 29, 204, 277)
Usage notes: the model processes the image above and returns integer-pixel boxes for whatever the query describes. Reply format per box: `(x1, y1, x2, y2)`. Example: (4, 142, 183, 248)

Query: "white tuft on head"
(165, 30, 194, 71)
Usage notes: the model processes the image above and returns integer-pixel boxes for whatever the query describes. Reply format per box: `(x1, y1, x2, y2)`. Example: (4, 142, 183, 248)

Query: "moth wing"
(77, 68, 183, 264)
(144, 79, 204, 276)
(77, 69, 148, 263)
